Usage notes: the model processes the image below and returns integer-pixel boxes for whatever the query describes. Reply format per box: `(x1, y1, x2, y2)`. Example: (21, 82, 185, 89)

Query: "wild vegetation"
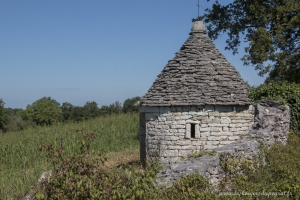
(0, 113, 139, 199)
(250, 81, 300, 134)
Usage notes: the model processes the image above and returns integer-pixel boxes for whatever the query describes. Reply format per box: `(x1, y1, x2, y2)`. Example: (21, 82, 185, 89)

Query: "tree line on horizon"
(0, 96, 140, 133)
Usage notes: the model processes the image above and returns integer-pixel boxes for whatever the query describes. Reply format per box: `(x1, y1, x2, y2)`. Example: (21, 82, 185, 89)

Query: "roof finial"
(196, 0, 200, 19)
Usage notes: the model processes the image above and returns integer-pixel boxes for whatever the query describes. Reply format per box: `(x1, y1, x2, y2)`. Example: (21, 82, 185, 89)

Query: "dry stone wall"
(140, 105, 254, 163)
(155, 100, 290, 187)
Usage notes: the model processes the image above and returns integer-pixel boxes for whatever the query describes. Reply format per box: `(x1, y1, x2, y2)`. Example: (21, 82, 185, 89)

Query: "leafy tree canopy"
(199, 0, 300, 83)
(25, 97, 62, 126)
(122, 96, 140, 113)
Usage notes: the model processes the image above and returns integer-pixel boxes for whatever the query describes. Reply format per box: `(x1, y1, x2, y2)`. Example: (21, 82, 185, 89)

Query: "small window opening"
(191, 124, 196, 138)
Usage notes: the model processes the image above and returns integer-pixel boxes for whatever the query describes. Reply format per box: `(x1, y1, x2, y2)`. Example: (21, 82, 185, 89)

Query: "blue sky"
(0, 0, 265, 109)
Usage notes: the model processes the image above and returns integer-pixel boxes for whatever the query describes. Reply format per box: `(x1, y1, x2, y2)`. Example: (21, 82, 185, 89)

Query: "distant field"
(0, 113, 139, 199)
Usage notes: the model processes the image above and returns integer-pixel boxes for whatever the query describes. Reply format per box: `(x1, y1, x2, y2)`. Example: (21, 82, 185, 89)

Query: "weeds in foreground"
(0, 113, 139, 199)
(35, 132, 300, 200)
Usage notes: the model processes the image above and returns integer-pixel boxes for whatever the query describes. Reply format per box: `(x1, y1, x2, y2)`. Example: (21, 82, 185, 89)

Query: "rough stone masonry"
(140, 104, 254, 164)
(156, 100, 290, 186)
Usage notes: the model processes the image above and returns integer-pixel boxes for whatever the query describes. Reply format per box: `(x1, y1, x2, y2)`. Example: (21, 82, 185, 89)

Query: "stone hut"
(138, 21, 254, 164)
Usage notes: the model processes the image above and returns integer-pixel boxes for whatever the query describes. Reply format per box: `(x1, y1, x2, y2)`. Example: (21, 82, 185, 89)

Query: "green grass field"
(0, 113, 139, 199)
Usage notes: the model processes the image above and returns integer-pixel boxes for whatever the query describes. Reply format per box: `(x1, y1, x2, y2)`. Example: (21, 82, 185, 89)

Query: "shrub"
(249, 82, 300, 133)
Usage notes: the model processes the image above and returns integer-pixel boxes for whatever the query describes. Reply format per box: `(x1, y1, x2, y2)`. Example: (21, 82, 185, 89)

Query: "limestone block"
(177, 120, 186, 125)
(208, 136, 227, 141)
(212, 118, 221, 123)
(173, 112, 182, 116)
(189, 111, 198, 116)
(201, 132, 210, 137)
(186, 119, 200, 124)
(231, 116, 242, 120)
(174, 132, 184, 137)
(201, 119, 213, 123)
(209, 112, 220, 117)
(161, 125, 170, 129)
(200, 137, 208, 141)
(228, 136, 240, 141)
(209, 127, 221, 132)
(148, 144, 157, 149)
(235, 123, 247, 127)
(223, 126, 229, 131)
(231, 119, 247, 123)
(220, 141, 233, 145)
(229, 128, 238, 132)
(196, 116, 209, 121)
(166, 116, 175, 121)
(178, 150, 191, 157)
(239, 126, 249, 131)
(158, 117, 166, 121)
(165, 121, 173, 125)
(208, 123, 229, 127)
(165, 136, 179, 141)
(191, 140, 204, 146)
(201, 124, 208, 128)
(195, 124, 200, 138)
(196, 112, 208, 116)
(210, 132, 233, 136)
(178, 129, 186, 133)
(203, 145, 218, 149)
(221, 117, 231, 124)
(172, 125, 186, 129)
(160, 141, 174, 145)
(169, 129, 178, 133)
(236, 131, 248, 135)
(161, 150, 178, 157)
(168, 146, 182, 150)
(176, 140, 191, 145)
(219, 112, 230, 117)
(229, 124, 236, 128)
(186, 124, 191, 138)
(181, 146, 198, 150)
(206, 141, 220, 145)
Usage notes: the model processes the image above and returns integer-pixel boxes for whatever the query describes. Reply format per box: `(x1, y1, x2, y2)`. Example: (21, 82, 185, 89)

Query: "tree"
(99, 101, 122, 115)
(60, 102, 75, 122)
(0, 98, 8, 132)
(122, 96, 141, 113)
(199, 0, 300, 83)
(83, 101, 99, 119)
(25, 97, 62, 126)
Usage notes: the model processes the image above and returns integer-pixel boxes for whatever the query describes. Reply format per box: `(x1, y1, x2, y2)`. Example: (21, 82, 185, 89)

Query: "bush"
(231, 131, 300, 199)
(36, 134, 161, 200)
(249, 82, 300, 133)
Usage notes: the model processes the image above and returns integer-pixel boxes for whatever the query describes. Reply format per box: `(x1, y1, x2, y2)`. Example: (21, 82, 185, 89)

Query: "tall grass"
(0, 113, 139, 199)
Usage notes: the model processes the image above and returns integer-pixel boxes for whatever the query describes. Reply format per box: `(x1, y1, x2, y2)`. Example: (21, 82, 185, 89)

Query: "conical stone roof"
(140, 21, 252, 107)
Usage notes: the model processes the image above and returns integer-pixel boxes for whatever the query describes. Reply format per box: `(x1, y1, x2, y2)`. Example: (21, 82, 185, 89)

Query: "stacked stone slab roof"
(140, 21, 252, 107)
